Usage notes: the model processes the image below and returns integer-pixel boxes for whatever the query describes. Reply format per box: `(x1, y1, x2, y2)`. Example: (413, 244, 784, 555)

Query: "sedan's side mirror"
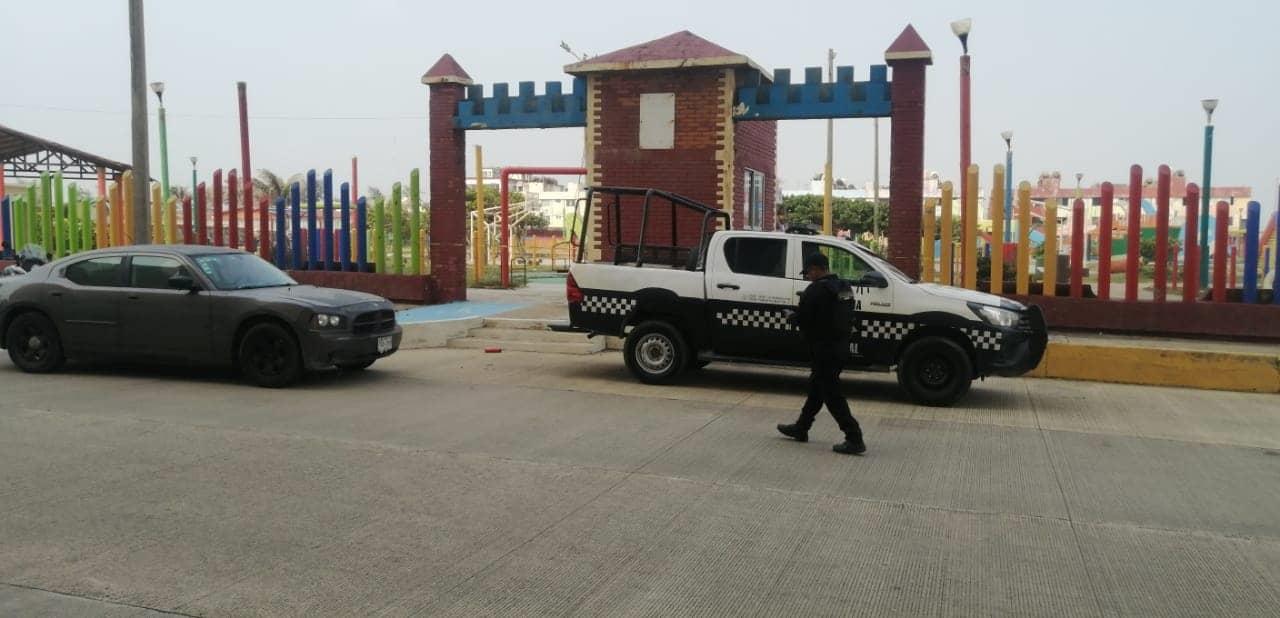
(168, 273, 199, 292)
(858, 271, 889, 288)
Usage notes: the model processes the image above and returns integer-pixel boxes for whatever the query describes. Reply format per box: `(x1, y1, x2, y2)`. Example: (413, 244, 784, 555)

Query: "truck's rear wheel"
(897, 336, 972, 407)
(624, 321, 689, 384)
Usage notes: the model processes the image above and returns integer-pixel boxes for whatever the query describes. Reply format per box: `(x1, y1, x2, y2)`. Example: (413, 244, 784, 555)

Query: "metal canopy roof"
(0, 123, 131, 180)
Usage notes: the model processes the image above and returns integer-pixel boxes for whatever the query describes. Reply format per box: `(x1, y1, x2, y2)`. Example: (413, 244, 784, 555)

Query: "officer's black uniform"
(778, 253, 866, 455)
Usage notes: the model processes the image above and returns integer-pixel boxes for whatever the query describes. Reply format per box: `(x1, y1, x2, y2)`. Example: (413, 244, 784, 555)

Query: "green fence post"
(373, 196, 385, 274)
(40, 173, 52, 252)
(67, 184, 80, 254)
(410, 169, 422, 275)
(390, 182, 403, 275)
(53, 172, 65, 258)
(82, 196, 93, 249)
(24, 185, 36, 249)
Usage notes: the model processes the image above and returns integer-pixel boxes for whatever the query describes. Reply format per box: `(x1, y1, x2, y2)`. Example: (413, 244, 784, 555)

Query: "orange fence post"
(921, 199, 936, 283)
(989, 165, 1005, 294)
(964, 165, 979, 289)
(1016, 181, 1031, 295)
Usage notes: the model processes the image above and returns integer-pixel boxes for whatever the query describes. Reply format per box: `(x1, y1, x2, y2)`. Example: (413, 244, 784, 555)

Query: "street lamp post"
(952, 18, 973, 276)
(1001, 131, 1013, 243)
(1199, 98, 1218, 288)
(150, 82, 170, 201)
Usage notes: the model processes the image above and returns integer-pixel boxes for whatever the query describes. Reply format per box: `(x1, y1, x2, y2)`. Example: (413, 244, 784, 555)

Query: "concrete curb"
(1030, 342, 1280, 394)
(400, 317, 485, 350)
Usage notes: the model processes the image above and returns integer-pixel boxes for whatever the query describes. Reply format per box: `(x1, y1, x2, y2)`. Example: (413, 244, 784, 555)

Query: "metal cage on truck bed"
(574, 186, 731, 270)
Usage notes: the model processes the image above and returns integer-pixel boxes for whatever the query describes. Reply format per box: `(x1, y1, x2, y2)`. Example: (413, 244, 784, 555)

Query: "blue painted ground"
(396, 301, 527, 324)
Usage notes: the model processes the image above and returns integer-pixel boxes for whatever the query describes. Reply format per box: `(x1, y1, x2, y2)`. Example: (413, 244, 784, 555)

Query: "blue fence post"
(1243, 201, 1259, 303)
(356, 197, 368, 273)
(339, 182, 352, 272)
(1, 196, 11, 251)
(274, 197, 286, 267)
(290, 182, 303, 271)
(306, 170, 318, 270)
(322, 169, 334, 270)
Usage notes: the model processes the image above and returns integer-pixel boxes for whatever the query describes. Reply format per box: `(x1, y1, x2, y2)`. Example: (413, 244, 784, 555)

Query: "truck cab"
(567, 187, 1047, 406)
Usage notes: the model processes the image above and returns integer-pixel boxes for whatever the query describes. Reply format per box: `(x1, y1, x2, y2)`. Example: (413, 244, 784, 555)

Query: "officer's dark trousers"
(796, 341, 863, 441)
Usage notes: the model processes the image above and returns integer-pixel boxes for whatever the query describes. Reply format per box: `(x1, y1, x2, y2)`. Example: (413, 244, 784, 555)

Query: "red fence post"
(1170, 242, 1179, 289)
(1070, 198, 1084, 298)
(1183, 184, 1200, 302)
(1154, 165, 1170, 302)
(1212, 200, 1228, 302)
(228, 169, 239, 249)
(212, 169, 224, 247)
(1125, 165, 1141, 302)
(182, 196, 193, 245)
(1098, 182, 1114, 300)
(196, 182, 208, 245)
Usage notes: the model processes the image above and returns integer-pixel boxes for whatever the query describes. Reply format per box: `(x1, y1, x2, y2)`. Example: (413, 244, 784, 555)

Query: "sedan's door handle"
(126, 294, 141, 301)
(716, 283, 740, 290)
(49, 291, 62, 298)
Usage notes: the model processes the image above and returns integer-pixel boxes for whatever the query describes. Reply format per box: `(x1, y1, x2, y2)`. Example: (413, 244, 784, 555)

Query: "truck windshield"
(845, 241, 917, 284)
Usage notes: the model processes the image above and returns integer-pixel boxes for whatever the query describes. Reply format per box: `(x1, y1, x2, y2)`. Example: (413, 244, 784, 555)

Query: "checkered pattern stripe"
(961, 327, 1003, 351)
(860, 319, 915, 341)
(581, 295, 636, 316)
(716, 308, 793, 331)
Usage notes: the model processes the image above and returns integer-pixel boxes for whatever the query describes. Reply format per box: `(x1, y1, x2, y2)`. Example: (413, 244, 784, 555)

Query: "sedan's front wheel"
(239, 322, 302, 388)
(6, 313, 65, 373)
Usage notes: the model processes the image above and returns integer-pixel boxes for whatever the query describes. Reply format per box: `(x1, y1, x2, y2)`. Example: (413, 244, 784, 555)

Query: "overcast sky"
(3, 0, 1277, 214)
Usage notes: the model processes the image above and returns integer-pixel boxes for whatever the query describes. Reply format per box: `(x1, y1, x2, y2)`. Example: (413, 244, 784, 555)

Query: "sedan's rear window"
(65, 256, 124, 287)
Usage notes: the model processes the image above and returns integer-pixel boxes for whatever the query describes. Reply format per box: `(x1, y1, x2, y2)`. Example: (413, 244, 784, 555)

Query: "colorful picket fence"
(920, 163, 1278, 305)
(0, 167, 425, 276)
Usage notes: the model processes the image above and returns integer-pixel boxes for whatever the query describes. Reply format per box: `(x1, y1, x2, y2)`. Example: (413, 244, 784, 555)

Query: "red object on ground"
(1183, 184, 1200, 302)
(1154, 165, 1170, 302)
(484, 347, 502, 353)
(1212, 201, 1229, 303)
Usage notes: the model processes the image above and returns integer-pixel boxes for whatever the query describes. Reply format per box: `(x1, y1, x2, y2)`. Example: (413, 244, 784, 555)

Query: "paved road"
(1, 349, 1278, 616)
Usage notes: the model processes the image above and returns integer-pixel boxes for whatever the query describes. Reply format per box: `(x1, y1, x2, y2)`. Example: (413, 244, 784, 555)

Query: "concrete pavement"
(1, 349, 1278, 616)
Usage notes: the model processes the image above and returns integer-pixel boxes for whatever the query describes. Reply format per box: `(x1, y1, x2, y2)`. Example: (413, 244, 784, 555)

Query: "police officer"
(777, 252, 867, 455)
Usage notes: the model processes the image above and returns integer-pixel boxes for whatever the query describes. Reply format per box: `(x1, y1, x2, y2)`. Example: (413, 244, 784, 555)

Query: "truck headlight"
(311, 313, 344, 329)
(969, 303, 1019, 329)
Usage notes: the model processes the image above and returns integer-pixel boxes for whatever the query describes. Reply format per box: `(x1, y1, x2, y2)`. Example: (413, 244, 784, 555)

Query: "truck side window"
(723, 237, 787, 278)
(802, 242, 872, 281)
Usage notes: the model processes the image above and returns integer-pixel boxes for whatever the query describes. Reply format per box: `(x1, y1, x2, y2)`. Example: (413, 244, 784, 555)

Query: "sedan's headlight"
(969, 303, 1020, 329)
(311, 313, 344, 329)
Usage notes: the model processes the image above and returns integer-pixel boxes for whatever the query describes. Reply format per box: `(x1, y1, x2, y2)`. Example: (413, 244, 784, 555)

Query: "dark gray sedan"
(0, 245, 402, 387)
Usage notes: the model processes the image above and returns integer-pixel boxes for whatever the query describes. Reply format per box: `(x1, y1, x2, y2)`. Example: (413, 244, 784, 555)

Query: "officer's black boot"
(776, 423, 809, 443)
(833, 435, 866, 455)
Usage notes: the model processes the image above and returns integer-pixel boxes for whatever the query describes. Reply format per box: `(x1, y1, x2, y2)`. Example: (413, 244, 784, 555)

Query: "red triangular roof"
(421, 54, 473, 85)
(565, 31, 759, 74)
(885, 25, 932, 63)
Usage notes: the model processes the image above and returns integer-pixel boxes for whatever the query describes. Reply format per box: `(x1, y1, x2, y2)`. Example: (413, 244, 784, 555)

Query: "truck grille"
(352, 310, 395, 335)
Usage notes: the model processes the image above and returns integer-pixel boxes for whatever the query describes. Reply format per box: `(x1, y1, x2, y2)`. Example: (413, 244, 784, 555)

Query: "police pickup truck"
(567, 187, 1047, 406)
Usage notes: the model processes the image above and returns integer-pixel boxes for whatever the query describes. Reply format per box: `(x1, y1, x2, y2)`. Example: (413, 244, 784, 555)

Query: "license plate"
(377, 336, 393, 354)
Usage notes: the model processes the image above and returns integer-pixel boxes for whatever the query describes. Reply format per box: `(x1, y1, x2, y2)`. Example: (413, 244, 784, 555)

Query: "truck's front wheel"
(897, 336, 973, 407)
(624, 321, 689, 384)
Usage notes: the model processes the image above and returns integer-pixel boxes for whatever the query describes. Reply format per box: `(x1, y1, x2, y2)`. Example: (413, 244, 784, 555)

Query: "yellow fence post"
(990, 165, 1005, 294)
(1043, 197, 1058, 296)
(1017, 181, 1031, 295)
(963, 165, 979, 290)
(108, 180, 122, 247)
(95, 194, 107, 249)
(922, 199, 936, 282)
(166, 196, 178, 245)
(940, 181, 954, 286)
(121, 171, 135, 245)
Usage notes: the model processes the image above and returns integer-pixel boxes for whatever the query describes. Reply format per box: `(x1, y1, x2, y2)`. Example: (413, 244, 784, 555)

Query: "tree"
(778, 194, 888, 237)
(253, 169, 288, 202)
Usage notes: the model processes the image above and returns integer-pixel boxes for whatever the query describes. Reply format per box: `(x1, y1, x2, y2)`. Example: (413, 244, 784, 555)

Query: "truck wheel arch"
(895, 319, 978, 374)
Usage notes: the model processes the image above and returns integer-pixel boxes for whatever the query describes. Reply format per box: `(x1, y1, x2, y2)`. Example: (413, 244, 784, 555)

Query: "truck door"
(797, 241, 896, 363)
(705, 235, 797, 358)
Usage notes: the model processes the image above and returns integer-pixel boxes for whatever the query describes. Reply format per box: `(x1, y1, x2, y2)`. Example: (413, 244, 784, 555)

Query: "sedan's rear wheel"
(238, 322, 302, 388)
(6, 313, 65, 373)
